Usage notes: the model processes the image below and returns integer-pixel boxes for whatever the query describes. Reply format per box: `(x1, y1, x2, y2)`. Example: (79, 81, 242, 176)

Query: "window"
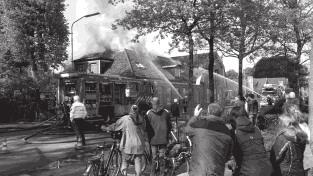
(85, 82, 97, 94)
(88, 63, 97, 73)
(64, 79, 77, 96)
(100, 61, 113, 74)
(100, 83, 113, 105)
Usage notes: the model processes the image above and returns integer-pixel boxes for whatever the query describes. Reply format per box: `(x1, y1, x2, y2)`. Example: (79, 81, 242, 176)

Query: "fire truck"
(57, 72, 154, 122)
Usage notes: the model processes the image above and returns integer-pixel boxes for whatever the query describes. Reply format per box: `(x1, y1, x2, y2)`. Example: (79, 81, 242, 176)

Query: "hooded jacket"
(113, 108, 147, 155)
(146, 106, 171, 145)
(270, 124, 307, 176)
(185, 115, 233, 176)
(233, 116, 272, 176)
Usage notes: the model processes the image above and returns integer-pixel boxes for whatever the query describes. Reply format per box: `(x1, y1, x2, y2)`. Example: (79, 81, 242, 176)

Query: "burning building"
(57, 48, 227, 121)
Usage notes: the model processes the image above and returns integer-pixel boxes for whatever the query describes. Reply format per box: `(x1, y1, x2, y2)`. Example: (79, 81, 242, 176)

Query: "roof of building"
(73, 49, 226, 84)
(74, 51, 114, 62)
(104, 49, 161, 80)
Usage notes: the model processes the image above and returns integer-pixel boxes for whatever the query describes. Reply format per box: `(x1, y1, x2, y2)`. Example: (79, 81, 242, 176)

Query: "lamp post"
(71, 12, 100, 66)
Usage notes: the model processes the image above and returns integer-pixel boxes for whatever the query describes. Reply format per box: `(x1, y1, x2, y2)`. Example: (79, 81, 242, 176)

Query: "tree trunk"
(187, 33, 194, 117)
(309, 39, 313, 153)
(238, 56, 243, 99)
(208, 11, 215, 103)
(238, 0, 246, 100)
(293, 10, 302, 97)
(208, 34, 215, 103)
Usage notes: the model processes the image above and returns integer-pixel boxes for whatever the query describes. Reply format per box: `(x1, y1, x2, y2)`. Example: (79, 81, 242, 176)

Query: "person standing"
(245, 94, 259, 126)
(184, 103, 233, 176)
(230, 105, 272, 176)
(171, 98, 180, 139)
(146, 97, 172, 176)
(70, 95, 87, 148)
(270, 103, 307, 176)
(104, 105, 147, 176)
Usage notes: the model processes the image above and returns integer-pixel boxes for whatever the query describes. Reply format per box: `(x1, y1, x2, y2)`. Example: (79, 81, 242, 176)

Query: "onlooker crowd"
(70, 91, 312, 176)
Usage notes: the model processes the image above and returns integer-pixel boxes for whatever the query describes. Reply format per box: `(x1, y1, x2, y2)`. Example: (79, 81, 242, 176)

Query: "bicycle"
(153, 131, 192, 176)
(83, 130, 122, 176)
(83, 130, 148, 176)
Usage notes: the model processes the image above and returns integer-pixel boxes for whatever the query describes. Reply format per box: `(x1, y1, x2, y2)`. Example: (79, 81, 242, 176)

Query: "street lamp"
(71, 12, 100, 65)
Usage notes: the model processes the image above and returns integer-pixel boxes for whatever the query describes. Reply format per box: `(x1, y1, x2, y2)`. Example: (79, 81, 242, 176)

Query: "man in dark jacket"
(146, 97, 172, 176)
(185, 103, 233, 176)
(230, 106, 272, 176)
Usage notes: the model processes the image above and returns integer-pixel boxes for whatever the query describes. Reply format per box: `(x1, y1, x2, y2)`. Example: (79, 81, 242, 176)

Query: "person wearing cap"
(184, 103, 233, 176)
(146, 97, 172, 176)
(70, 95, 87, 147)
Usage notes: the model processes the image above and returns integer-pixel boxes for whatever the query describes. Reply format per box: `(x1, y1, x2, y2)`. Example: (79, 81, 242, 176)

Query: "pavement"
(0, 122, 233, 176)
(0, 122, 109, 176)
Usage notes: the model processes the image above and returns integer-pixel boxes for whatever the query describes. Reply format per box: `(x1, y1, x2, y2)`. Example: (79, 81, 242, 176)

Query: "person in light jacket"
(70, 95, 87, 146)
(105, 105, 147, 176)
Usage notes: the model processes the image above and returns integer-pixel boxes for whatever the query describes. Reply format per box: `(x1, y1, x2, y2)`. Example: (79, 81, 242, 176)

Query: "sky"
(63, 0, 254, 72)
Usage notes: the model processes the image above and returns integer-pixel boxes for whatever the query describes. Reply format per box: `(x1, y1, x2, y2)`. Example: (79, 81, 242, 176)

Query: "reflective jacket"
(70, 102, 87, 121)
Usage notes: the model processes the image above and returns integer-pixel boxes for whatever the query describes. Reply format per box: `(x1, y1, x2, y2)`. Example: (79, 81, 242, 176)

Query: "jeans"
(150, 144, 167, 176)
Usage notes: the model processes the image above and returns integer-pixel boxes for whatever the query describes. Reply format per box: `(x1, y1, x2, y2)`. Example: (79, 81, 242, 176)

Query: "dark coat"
(185, 116, 233, 176)
(270, 125, 307, 176)
(247, 99, 258, 115)
(170, 102, 180, 117)
(146, 107, 171, 145)
(233, 116, 272, 176)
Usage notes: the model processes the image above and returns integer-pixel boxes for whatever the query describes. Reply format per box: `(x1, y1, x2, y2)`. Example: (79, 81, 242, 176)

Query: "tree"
(218, 0, 273, 98)
(270, 0, 313, 95)
(0, 0, 68, 121)
(0, 0, 68, 90)
(225, 69, 239, 81)
(195, 0, 229, 103)
(112, 0, 210, 115)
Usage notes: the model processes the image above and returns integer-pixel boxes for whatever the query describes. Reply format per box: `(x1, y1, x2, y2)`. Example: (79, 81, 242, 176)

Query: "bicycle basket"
(111, 130, 123, 140)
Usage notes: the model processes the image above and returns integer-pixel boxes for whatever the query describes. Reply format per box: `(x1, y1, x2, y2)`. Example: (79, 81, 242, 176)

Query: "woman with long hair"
(270, 103, 308, 176)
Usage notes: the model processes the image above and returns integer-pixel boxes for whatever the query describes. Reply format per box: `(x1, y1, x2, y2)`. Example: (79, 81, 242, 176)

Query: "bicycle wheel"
(83, 158, 101, 176)
(105, 150, 122, 176)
